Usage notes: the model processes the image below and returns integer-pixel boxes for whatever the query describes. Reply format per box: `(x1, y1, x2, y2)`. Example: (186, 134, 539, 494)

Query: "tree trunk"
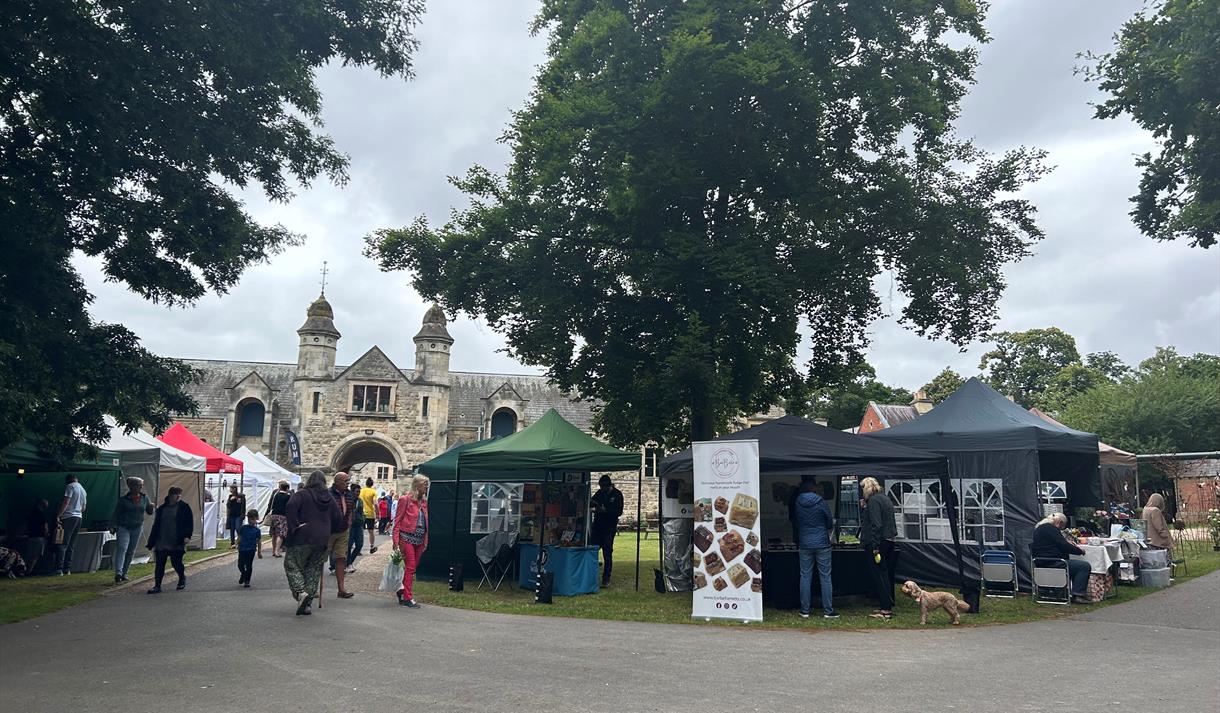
(689, 392, 715, 443)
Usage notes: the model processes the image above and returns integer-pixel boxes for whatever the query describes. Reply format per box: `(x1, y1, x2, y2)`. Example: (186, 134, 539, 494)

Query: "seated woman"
(1031, 513, 1092, 603)
(1141, 493, 1173, 557)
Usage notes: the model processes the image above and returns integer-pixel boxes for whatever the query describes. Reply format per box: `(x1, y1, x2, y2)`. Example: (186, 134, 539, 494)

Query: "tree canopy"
(1060, 347, 1220, 453)
(788, 362, 910, 431)
(920, 367, 967, 404)
(1, 0, 423, 458)
(367, 0, 1048, 448)
(1082, 0, 1219, 248)
(978, 327, 1081, 408)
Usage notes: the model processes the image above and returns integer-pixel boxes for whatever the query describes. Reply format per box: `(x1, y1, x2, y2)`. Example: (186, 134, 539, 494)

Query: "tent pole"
(536, 472, 548, 592)
(449, 459, 461, 563)
(635, 448, 643, 592)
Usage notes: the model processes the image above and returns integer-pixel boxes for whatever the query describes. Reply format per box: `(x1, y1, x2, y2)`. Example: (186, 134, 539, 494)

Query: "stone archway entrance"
(330, 436, 405, 490)
(333, 440, 399, 472)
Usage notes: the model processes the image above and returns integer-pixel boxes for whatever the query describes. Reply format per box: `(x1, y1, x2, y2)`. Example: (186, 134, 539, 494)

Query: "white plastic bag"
(379, 560, 404, 592)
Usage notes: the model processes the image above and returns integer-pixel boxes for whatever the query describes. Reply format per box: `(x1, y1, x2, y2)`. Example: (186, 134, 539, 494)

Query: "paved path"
(1, 554, 1216, 713)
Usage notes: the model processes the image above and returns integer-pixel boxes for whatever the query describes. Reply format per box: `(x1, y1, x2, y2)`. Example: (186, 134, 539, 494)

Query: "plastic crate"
(1139, 548, 1169, 568)
(1138, 566, 1171, 588)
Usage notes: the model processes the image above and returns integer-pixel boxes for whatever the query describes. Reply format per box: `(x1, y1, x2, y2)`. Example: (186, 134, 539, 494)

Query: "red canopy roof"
(158, 423, 244, 474)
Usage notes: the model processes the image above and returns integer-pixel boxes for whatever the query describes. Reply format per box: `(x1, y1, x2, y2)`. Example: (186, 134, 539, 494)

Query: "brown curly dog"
(901, 580, 970, 625)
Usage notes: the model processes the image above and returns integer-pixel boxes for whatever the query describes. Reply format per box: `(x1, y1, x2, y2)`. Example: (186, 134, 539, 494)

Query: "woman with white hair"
(858, 477, 897, 620)
(111, 476, 154, 583)
(392, 475, 430, 609)
(1031, 512, 1091, 603)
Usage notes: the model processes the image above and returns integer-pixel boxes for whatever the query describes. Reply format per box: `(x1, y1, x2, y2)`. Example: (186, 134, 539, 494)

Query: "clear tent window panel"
(961, 479, 1005, 546)
(469, 482, 524, 534)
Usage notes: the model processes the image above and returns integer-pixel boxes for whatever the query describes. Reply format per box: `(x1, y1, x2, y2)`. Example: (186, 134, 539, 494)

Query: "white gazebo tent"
(228, 447, 299, 520)
(101, 417, 209, 549)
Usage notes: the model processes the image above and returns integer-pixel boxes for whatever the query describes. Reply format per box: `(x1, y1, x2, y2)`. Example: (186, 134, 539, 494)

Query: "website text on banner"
(691, 440, 762, 622)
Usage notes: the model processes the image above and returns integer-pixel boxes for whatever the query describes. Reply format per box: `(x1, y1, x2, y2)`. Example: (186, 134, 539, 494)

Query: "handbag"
(399, 509, 426, 546)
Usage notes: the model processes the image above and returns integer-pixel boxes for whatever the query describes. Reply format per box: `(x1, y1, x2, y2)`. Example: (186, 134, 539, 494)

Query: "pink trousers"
(399, 540, 425, 600)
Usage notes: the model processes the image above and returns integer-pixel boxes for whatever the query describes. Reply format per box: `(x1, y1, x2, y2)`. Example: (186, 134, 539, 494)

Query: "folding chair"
(980, 549, 1016, 598)
(1029, 546, 1071, 605)
(475, 530, 517, 591)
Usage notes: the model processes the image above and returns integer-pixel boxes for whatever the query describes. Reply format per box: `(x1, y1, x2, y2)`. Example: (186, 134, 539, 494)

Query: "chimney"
(911, 390, 934, 415)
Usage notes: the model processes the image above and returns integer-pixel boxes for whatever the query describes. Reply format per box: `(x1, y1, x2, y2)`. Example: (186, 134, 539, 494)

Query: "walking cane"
(316, 556, 323, 609)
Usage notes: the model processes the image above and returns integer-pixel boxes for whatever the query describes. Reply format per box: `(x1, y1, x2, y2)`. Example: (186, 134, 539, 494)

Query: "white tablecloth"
(1072, 542, 1123, 574)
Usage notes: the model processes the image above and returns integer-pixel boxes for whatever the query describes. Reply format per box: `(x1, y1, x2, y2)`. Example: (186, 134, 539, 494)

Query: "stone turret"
(413, 304, 453, 386)
(297, 294, 340, 379)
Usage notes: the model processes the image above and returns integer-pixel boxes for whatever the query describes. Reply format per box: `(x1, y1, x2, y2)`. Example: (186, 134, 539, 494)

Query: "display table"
(761, 548, 873, 610)
(1072, 542, 1123, 574)
(518, 544, 600, 596)
(68, 531, 114, 574)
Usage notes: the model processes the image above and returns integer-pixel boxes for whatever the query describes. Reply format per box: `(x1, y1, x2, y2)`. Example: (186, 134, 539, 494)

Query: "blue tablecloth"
(518, 544, 600, 596)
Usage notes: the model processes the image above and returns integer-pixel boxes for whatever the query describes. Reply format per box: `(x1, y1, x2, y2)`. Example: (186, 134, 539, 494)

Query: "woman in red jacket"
(392, 475, 430, 608)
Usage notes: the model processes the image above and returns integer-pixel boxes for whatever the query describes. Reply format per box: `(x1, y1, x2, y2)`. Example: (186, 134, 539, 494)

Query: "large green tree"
(1, 1, 423, 459)
(1060, 347, 1220, 453)
(978, 327, 1081, 408)
(368, 0, 1048, 448)
(1082, 0, 1219, 248)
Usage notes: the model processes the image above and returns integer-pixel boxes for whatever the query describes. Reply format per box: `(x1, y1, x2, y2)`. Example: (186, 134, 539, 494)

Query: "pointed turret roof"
(413, 303, 453, 343)
(297, 293, 341, 338)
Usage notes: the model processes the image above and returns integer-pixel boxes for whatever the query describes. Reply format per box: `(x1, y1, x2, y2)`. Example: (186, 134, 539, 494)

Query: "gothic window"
(490, 408, 517, 438)
(237, 400, 265, 437)
(350, 384, 393, 413)
(470, 482, 523, 533)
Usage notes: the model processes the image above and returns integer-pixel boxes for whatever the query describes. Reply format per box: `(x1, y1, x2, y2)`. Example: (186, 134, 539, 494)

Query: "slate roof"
(448, 370, 595, 431)
(869, 402, 920, 429)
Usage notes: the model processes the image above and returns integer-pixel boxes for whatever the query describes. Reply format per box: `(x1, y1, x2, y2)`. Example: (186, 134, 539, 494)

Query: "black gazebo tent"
(660, 415, 959, 604)
(868, 378, 1100, 587)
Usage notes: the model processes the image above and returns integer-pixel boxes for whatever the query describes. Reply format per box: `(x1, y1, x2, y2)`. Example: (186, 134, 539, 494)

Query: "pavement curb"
(102, 548, 241, 596)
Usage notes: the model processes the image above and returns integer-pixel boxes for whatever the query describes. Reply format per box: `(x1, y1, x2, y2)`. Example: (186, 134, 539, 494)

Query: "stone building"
(176, 294, 600, 487)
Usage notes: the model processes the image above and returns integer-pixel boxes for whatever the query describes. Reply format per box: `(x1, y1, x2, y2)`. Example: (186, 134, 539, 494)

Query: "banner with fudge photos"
(691, 440, 762, 622)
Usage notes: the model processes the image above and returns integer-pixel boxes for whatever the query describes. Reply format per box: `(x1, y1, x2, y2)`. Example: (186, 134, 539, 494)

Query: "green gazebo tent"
(0, 439, 124, 532)
(418, 409, 640, 579)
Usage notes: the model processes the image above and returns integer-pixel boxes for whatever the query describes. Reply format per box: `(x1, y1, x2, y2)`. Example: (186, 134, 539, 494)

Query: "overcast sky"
(78, 1, 1219, 391)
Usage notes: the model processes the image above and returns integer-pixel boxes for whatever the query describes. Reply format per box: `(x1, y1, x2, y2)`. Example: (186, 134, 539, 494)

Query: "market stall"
(419, 409, 639, 595)
(869, 378, 1101, 589)
(0, 440, 123, 573)
(660, 415, 953, 607)
(100, 417, 208, 564)
(157, 423, 242, 549)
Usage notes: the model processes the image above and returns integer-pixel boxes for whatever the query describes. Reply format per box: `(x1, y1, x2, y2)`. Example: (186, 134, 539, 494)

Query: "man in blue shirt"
(793, 478, 837, 619)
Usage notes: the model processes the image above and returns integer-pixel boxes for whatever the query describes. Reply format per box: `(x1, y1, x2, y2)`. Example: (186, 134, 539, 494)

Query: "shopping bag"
(379, 560, 405, 592)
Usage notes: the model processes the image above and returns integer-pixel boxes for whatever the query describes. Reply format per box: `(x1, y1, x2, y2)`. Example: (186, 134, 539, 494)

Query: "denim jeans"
(57, 516, 82, 574)
(799, 547, 834, 615)
(1067, 558, 1092, 597)
(113, 525, 143, 577)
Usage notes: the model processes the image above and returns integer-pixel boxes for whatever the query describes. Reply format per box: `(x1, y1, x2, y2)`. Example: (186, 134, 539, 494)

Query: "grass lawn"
(415, 537, 1220, 630)
(0, 546, 230, 625)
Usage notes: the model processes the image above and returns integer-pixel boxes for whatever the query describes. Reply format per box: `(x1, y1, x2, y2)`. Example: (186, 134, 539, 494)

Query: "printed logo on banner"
(691, 439, 762, 623)
(710, 448, 740, 479)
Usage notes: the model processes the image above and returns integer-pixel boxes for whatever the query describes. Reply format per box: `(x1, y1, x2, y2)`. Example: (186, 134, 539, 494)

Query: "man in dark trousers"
(590, 475, 624, 587)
